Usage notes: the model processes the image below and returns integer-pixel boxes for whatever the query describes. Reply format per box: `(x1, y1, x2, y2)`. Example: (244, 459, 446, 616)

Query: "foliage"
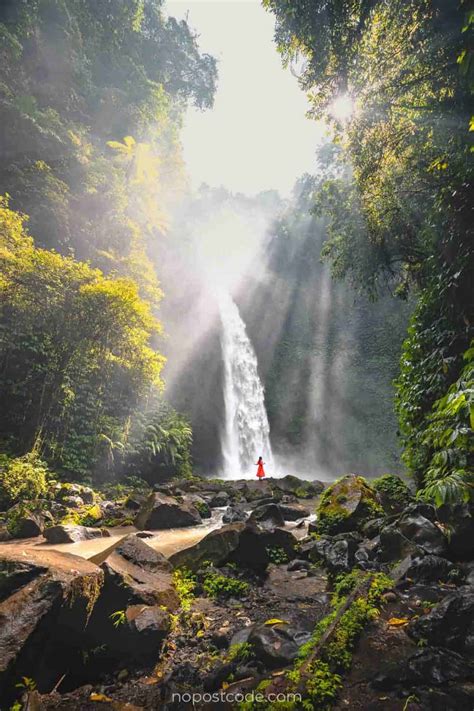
(264, 0, 473, 494)
(266, 545, 289, 565)
(0, 198, 164, 478)
(0, 452, 49, 508)
(109, 610, 127, 628)
(315, 476, 383, 535)
(372, 474, 413, 513)
(226, 642, 254, 664)
(201, 570, 249, 600)
(173, 568, 197, 611)
(126, 400, 193, 482)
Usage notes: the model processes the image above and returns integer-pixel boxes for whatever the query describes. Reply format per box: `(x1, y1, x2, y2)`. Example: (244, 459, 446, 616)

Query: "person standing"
(256, 456, 266, 480)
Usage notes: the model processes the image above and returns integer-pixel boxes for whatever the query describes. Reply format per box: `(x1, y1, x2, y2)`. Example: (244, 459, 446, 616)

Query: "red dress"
(256, 460, 266, 479)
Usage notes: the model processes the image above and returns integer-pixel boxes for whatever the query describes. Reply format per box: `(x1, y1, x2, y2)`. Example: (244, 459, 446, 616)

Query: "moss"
(173, 568, 196, 611)
(315, 475, 383, 535)
(202, 571, 249, 599)
(68, 570, 104, 622)
(372, 474, 412, 513)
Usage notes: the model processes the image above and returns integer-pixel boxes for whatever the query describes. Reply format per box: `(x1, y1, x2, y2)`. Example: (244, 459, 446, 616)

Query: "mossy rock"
(372, 474, 413, 514)
(315, 474, 383, 535)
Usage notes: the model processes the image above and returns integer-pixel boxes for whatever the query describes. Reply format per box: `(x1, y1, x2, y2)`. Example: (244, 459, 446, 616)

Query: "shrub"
(0, 453, 49, 508)
(202, 571, 249, 599)
(372, 474, 412, 513)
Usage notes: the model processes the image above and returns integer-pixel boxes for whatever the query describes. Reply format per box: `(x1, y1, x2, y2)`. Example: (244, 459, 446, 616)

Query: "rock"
(398, 512, 448, 556)
(360, 518, 384, 539)
(279, 503, 311, 521)
(0, 525, 11, 542)
(271, 475, 324, 498)
(373, 647, 473, 689)
(402, 554, 455, 584)
(379, 521, 423, 562)
(124, 494, 144, 511)
(0, 545, 103, 702)
(227, 520, 297, 571)
(248, 503, 285, 529)
(240, 480, 273, 502)
(135, 530, 155, 539)
(184, 494, 211, 519)
(438, 503, 474, 559)
(315, 474, 382, 535)
(12, 513, 44, 539)
(121, 604, 170, 656)
(209, 491, 230, 508)
(169, 523, 244, 570)
(61, 495, 84, 509)
(287, 559, 311, 571)
(135, 492, 202, 530)
(108, 533, 172, 573)
(222, 505, 247, 524)
(249, 621, 311, 668)
(371, 474, 413, 514)
(408, 586, 474, 653)
(323, 535, 359, 573)
(43, 525, 106, 544)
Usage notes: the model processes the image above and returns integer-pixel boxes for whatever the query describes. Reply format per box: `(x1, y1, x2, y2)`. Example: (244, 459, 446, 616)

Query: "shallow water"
(6, 509, 225, 561)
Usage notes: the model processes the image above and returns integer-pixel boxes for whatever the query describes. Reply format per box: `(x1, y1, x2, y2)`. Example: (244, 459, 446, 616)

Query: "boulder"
(371, 474, 413, 514)
(61, 495, 84, 509)
(0, 546, 103, 702)
(304, 532, 359, 572)
(373, 647, 473, 690)
(408, 586, 474, 653)
(279, 503, 311, 521)
(222, 505, 247, 524)
(401, 555, 455, 584)
(135, 492, 202, 530)
(271, 475, 324, 498)
(184, 494, 211, 519)
(227, 520, 297, 571)
(248, 621, 311, 668)
(113, 604, 170, 657)
(438, 503, 474, 559)
(209, 491, 230, 508)
(92, 534, 177, 612)
(315, 474, 382, 535)
(248, 503, 285, 529)
(12, 513, 44, 539)
(287, 559, 311, 572)
(169, 523, 244, 571)
(379, 521, 423, 562)
(398, 512, 448, 556)
(44, 525, 106, 544)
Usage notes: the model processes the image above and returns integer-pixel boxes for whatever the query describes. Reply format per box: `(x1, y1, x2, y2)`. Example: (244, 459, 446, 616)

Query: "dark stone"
(279, 503, 311, 521)
(379, 521, 423, 562)
(324, 537, 358, 573)
(222, 505, 247, 524)
(373, 647, 473, 689)
(287, 559, 311, 571)
(408, 586, 474, 653)
(114, 604, 170, 657)
(438, 504, 474, 559)
(169, 523, 244, 570)
(316, 474, 381, 534)
(112, 534, 172, 573)
(209, 491, 230, 508)
(402, 555, 454, 584)
(272, 475, 324, 498)
(228, 520, 297, 571)
(248, 503, 285, 529)
(203, 662, 235, 691)
(398, 513, 448, 556)
(135, 492, 202, 530)
(249, 622, 311, 668)
(0, 546, 103, 702)
(360, 518, 384, 539)
(43, 525, 106, 544)
(12, 514, 44, 539)
(135, 531, 155, 539)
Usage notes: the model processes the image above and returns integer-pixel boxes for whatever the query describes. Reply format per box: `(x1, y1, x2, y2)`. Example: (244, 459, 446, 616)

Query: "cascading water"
(217, 290, 274, 478)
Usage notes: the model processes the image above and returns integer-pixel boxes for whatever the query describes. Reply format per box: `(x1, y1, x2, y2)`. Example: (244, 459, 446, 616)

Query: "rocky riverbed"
(1, 473, 473, 710)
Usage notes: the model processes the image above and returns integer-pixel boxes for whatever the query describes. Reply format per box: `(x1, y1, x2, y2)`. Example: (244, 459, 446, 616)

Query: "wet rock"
(209, 491, 230, 508)
(272, 475, 324, 498)
(249, 622, 310, 668)
(402, 554, 455, 584)
(248, 503, 285, 529)
(135, 530, 155, 539)
(408, 586, 474, 653)
(61, 495, 84, 508)
(184, 494, 211, 519)
(228, 520, 297, 571)
(222, 505, 247, 524)
(371, 474, 413, 514)
(379, 521, 423, 562)
(438, 503, 474, 559)
(398, 512, 448, 556)
(118, 604, 170, 657)
(135, 492, 202, 530)
(324, 536, 359, 573)
(360, 518, 384, 539)
(169, 523, 245, 570)
(43, 525, 106, 544)
(279, 503, 310, 521)
(315, 474, 382, 535)
(287, 559, 311, 571)
(12, 513, 44, 539)
(93, 534, 177, 611)
(202, 661, 235, 691)
(0, 546, 103, 701)
(373, 647, 473, 689)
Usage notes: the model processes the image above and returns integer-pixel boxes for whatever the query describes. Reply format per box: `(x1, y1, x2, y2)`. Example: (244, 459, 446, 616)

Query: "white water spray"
(217, 290, 274, 478)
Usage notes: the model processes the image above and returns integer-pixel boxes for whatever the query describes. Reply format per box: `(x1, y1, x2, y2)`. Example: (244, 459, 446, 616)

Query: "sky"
(165, 0, 326, 196)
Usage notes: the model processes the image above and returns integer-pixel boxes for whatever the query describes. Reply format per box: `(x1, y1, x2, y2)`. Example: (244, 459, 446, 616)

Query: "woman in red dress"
(256, 456, 266, 480)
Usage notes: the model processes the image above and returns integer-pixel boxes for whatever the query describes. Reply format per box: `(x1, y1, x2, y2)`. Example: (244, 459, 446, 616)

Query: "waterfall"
(217, 290, 274, 478)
